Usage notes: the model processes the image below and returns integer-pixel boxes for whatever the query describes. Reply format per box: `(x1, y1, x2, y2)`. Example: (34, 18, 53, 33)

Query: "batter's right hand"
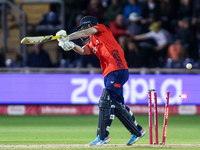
(58, 40, 75, 51)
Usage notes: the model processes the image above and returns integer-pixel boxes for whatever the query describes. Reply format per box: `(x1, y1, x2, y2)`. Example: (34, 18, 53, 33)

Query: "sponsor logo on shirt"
(111, 50, 125, 69)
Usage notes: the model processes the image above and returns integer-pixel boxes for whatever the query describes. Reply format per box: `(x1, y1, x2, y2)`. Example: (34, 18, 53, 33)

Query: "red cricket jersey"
(86, 24, 128, 77)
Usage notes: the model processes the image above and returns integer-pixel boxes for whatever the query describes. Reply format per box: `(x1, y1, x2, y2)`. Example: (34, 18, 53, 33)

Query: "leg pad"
(98, 89, 111, 140)
(115, 101, 141, 137)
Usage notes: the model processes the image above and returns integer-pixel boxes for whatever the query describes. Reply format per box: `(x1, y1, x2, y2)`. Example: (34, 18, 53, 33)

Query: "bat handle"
(53, 34, 68, 40)
(61, 35, 69, 42)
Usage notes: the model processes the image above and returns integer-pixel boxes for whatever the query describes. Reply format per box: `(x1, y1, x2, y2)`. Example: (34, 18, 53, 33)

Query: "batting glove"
(56, 30, 69, 42)
(58, 40, 75, 51)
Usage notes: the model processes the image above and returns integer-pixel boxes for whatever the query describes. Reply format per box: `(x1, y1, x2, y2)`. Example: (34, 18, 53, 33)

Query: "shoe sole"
(105, 139, 110, 144)
(127, 131, 147, 146)
(127, 137, 140, 146)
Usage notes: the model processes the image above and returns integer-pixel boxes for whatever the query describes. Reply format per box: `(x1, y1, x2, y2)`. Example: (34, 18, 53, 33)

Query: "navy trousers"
(102, 69, 142, 137)
(104, 69, 129, 104)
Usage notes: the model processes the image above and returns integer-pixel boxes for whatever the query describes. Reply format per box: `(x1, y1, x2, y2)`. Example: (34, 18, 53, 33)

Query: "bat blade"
(20, 35, 62, 44)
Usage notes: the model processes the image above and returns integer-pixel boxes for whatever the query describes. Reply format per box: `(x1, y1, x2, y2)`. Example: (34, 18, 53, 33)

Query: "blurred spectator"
(133, 22, 172, 67)
(118, 35, 128, 51)
(38, 4, 60, 35)
(119, 0, 129, 8)
(192, 0, 200, 35)
(125, 38, 141, 67)
(101, 0, 111, 8)
(192, 0, 200, 22)
(177, 0, 193, 22)
(75, 0, 90, 11)
(63, 0, 89, 31)
(167, 43, 184, 62)
(198, 32, 200, 59)
(0, 48, 5, 67)
(103, 0, 123, 26)
(14, 53, 24, 67)
(122, 0, 142, 20)
(141, 0, 160, 25)
(118, 35, 129, 62)
(126, 12, 144, 35)
(176, 0, 193, 40)
(27, 44, 52, 68)
(174, 17, 195, 60)
(86, 0, 105, 23)
(159, 0, 175, 33)
(80, 54, 100, 68)
(40, 4, 60, 25)
(109, 14, 131, 41)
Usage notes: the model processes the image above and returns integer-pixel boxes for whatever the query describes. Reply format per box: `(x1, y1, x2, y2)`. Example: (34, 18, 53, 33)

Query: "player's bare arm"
(69, 28, 99, 55)
(73, 44, 92, 55)
(68, 27, 99, 41)
(134, 34, 147, 40)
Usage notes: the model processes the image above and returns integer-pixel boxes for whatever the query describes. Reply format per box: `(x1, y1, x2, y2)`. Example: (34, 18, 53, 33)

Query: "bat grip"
(61, 36, 66, 41)
(61, 35, 69, 41)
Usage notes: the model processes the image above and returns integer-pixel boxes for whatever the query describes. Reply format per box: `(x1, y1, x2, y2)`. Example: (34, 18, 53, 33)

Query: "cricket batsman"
(56, 16, 146, 146)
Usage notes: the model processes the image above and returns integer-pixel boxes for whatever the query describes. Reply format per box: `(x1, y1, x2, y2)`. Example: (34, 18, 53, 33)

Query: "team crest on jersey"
(92, 46, 97, 53)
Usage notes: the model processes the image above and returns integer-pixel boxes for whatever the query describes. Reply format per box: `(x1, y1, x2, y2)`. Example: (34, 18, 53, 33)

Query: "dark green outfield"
(0, 115, 199, 149)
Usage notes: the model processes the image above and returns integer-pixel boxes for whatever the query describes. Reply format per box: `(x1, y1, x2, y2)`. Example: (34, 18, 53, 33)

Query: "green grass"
(0, 115, 200, 150)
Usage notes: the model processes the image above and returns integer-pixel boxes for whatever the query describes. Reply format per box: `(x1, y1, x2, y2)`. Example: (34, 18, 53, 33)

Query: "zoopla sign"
(0, 74, 198, 105)
(70, 75, 183, 105)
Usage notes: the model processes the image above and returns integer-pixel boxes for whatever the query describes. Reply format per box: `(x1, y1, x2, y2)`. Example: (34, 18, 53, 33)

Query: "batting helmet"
(77, 16, 98, 30)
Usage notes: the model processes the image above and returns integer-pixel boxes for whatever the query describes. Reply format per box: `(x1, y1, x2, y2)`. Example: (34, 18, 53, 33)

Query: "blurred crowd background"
(1, 0, 200, 69)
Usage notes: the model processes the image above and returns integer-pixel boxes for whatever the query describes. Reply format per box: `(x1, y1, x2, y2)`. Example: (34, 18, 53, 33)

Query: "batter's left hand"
(56, 30, 69, 42)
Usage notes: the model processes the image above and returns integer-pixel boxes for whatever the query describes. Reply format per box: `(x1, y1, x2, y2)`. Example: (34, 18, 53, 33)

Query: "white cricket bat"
(20, 34, 67, 44)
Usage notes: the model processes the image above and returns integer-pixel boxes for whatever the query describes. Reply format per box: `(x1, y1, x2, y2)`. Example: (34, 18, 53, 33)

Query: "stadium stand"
(0, 0, 200, 69)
